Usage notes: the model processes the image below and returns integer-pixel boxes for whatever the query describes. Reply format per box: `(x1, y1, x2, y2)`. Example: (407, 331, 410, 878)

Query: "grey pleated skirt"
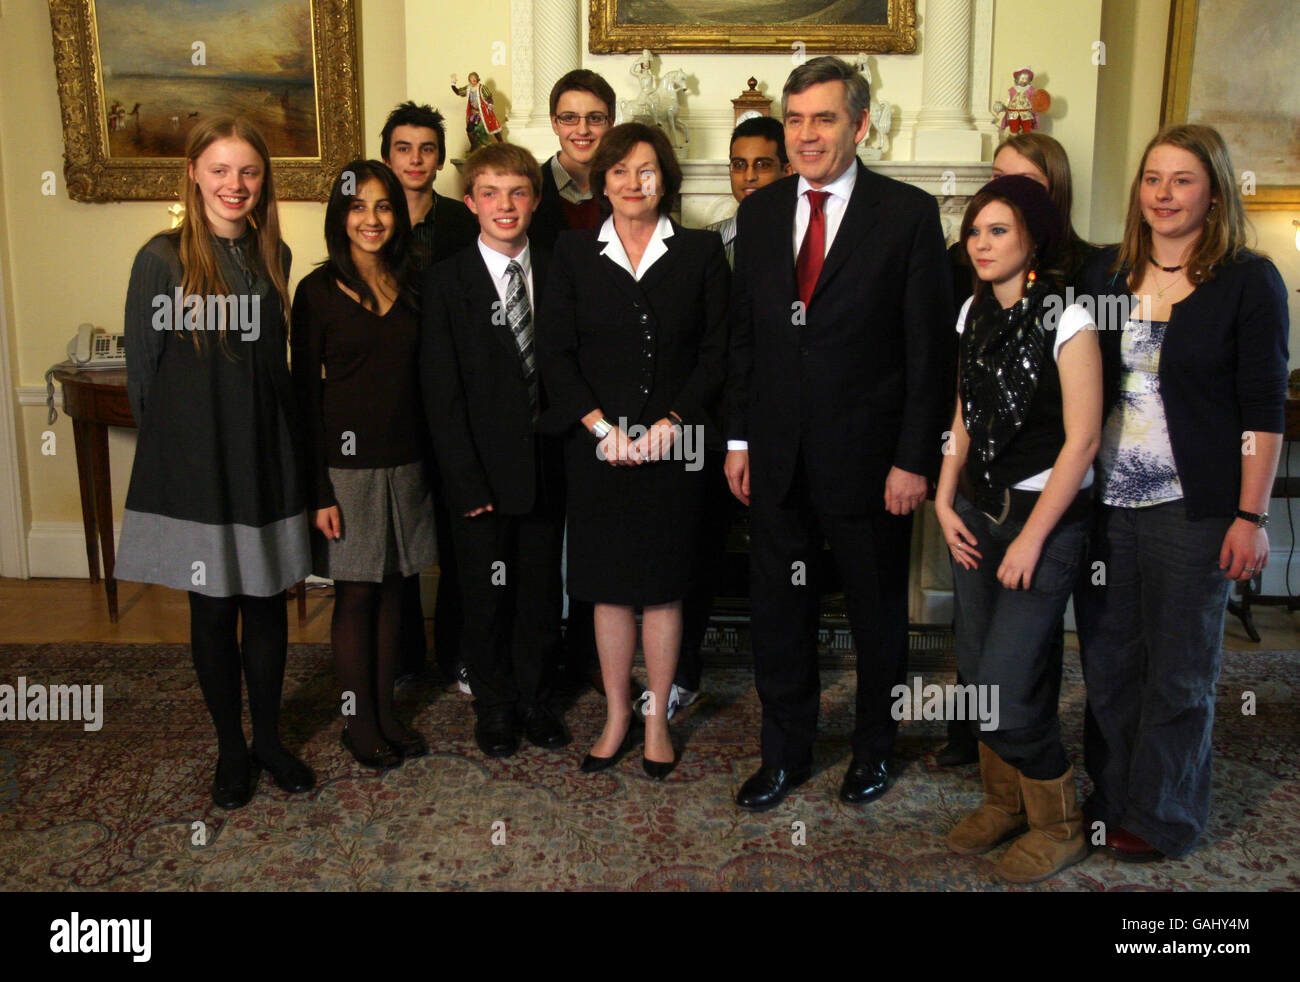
(312, 461, 437, 582)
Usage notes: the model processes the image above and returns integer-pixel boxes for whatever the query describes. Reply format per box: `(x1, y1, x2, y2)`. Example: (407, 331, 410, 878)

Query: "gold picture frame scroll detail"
(48, 0, 362, 202)
(1161, 0, 1298, 210)
(588, 0, 917, 55)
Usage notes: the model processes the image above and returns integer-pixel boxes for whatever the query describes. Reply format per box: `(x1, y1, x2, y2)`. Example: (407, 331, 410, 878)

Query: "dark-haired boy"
(381, 100, 480, 271)
(421, 144, 568, 757)
(706, 116, 792, 268)
(380, 100, 480, 690)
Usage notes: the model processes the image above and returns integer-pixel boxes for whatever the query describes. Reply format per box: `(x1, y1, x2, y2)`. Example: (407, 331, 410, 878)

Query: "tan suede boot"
(996, 765, 1088, 883)
(946, 742, 1028, 855)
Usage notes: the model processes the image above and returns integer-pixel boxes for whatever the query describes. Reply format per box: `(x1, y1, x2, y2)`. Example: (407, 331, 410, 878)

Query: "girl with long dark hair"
(291, 160, 436, 770)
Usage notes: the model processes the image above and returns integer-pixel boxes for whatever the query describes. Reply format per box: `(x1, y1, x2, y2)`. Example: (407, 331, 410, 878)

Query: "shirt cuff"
(727, 440, 748, 451)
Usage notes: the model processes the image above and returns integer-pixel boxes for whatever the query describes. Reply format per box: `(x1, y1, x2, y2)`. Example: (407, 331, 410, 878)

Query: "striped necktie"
(505, 260, 538, 416)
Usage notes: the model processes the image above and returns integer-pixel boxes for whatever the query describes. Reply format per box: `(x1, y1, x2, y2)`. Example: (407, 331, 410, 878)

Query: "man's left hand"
(884, 467, 927, 516)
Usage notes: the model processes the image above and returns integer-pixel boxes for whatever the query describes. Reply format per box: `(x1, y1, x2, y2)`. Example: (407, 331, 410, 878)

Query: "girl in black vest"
(935, 175, 1102, 882)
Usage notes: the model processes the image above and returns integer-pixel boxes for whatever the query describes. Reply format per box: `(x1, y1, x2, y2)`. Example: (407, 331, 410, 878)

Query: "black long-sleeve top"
(290, 265, 425, 510)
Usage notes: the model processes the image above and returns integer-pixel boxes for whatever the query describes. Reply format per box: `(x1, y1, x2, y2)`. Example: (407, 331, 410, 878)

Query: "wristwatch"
(1236, 509, 1269, 528)
(591, 417, 613, 441)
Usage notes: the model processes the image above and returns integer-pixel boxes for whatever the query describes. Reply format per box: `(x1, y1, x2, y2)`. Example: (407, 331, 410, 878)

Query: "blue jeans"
(951, 493, 1089, 778)
(1074, 499, 1233, 858)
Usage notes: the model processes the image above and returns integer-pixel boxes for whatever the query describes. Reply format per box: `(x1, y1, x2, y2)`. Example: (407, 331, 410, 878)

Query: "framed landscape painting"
(49, 0, 362, 202)
(1162, 0, 1299, 209)
(588, 0, 917, 54)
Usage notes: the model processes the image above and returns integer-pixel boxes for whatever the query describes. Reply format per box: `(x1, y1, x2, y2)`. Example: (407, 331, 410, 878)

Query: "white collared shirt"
(477, 236, 533, 310)
(598, 213, 674, 281)
(792, 163, 857, 261)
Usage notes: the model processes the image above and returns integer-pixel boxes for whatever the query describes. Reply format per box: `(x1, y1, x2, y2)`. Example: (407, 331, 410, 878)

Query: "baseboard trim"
(27, 521, 117, 578)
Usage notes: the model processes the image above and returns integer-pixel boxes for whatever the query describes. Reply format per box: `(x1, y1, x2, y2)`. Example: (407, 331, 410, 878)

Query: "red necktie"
(795, 190, 829, 310)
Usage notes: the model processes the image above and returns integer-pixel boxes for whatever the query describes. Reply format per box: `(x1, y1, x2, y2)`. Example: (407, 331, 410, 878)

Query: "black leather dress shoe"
(735, 765, 811, 811)
(474, 708, 519, 758)
(579, 720, 640, 773)
(642, 754, 678, 780)
(385, 726, 429, 760)
(250, 747, 316, 793)
(523, 706, 571, 749)
(212, 754, 257, 810)
(839, 758, 890, 804)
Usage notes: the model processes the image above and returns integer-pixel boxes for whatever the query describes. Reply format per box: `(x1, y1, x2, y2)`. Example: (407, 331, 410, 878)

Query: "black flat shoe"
(524, 706, 571, 750)
(579, 719, 640, 773)
(474, 708, 519, 758)
(935, 740, 979, 767)
(212, 754, 258, 810)
(385, 726, 429, 760)
(250, 747, 316, 793)
(642, 754, 679, 780)
(341, 728, 402, 770)
(735, 765, 811, 810)
(839, 757, 890, 804)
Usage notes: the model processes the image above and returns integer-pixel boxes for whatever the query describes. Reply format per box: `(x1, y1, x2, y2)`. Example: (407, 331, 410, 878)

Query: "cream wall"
(2, 0, 1298, 577)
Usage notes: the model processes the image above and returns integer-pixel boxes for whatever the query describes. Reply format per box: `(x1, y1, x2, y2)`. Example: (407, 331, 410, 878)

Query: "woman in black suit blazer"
(1075, 124, 1289, 863)
(537, 123, 729, 778)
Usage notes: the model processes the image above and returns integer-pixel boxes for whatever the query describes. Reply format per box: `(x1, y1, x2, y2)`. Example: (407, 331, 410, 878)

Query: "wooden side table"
(52, 366, 133, 622)
(51, 365, 307, 624)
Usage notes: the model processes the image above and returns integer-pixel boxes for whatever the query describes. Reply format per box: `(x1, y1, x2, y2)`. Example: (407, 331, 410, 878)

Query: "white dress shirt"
(791, 162, 857, 262)
(598, 213, 674, 281)
(477, 236, 534, 310)
(728, 163, 858, 452)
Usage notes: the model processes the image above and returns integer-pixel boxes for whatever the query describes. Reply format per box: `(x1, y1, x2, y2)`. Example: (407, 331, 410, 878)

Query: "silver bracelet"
(591, 417, 613, 441)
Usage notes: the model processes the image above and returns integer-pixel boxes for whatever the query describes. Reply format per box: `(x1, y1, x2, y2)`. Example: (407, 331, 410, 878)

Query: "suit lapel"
(462, 247, 521, 362)
(774, 180, 798, 302)
(811, 161, 881, 306)
(634, 220, 685, 294)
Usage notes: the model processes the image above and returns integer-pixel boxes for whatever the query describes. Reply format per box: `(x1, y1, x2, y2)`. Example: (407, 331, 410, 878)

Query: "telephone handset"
(67, 323, 127, 368)
(45, 324, 129, 424)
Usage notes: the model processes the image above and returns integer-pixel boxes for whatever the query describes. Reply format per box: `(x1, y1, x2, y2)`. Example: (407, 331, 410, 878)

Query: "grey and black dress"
(289, 265, 436, 582)
(116, 230, 311, 597)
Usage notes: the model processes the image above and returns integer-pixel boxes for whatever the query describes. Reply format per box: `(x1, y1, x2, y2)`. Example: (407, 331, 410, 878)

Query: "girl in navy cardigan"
(1075, 124, 1289, 862)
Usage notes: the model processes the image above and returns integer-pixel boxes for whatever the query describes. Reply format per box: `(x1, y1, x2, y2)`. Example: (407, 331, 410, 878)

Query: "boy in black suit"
(421, 144, 568, 757)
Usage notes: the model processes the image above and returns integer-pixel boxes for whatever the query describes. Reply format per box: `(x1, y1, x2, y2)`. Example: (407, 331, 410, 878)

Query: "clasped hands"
(598, 418, 679, 466)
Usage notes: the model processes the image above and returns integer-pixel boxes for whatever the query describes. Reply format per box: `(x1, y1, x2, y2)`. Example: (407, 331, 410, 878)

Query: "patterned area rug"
(0, 642, 1295, 891)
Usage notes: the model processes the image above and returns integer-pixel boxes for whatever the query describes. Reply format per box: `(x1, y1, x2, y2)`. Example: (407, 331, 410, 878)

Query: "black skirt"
(563, 430, 705, 606)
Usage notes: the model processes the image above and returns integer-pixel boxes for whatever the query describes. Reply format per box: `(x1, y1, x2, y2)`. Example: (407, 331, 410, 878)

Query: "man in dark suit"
(381, 101, 480, 688)
(421, 143, 568, 757)
(724, 56, 956, 810)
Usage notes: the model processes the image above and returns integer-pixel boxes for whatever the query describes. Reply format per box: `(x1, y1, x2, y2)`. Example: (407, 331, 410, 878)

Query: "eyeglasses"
(730, 159, 780, 173)
(554, 112, 611, 127)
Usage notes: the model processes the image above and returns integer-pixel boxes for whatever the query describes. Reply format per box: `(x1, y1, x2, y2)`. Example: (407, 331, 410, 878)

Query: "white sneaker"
(667, 684, 698, 720)
(635, 684, 698, 721)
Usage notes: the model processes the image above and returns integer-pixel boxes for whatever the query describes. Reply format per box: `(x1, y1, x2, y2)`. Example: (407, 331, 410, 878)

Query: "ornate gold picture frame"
(49, 0, 362, 202)
(588, 0, 917, 54)
(1161, 0, 1298, 210)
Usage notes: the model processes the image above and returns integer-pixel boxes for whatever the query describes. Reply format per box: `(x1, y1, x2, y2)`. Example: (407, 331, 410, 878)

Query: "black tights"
(332, 575, 405, 754)
(188, 592, 296, 768)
